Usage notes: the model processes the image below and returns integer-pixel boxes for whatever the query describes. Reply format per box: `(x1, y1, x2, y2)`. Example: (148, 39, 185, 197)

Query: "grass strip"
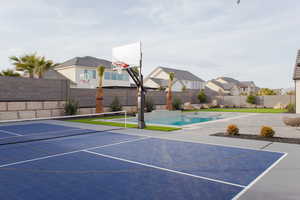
(68, 118, 181, 132)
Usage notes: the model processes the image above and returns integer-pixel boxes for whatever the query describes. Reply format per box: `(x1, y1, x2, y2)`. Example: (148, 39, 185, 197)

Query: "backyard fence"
(0, 77, 294, 109)
(214, 95, 295, 108)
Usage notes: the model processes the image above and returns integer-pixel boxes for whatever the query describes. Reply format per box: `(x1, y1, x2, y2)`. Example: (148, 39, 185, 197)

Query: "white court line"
(0, 129, 23, 136)
(0, 137, 149, 168)
(83, 150, 246, 188)
(232, 152, 288, 200)
(123, 133, 287, 155)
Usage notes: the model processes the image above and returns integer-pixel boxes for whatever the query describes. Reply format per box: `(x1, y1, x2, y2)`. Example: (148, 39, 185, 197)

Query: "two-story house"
(144, 67, 205, 92)
(293, 49, 300, 113)
(55, 56, 131, 88)
(206, 77, 258, 96)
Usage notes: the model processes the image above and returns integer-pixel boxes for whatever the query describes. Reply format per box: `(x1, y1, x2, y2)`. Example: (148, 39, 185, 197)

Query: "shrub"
(110, 97, 122, 111)
(260, 126, 275, 137)
(226, 124, 239, 135)
(247, 94, 256, 105)
(145, 97, 155, 112)
(197, 89, 207, 103)
(287, 103, 295, 113)
(172, 98, 183, 110)
(64, 100, 78, 115)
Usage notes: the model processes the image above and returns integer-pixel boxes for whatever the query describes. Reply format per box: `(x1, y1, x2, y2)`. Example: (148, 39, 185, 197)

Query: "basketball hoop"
(112, 61, 130, 74)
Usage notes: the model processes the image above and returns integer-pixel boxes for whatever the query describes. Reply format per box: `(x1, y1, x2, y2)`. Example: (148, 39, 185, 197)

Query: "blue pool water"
(146, 115, 221, 126)
(126, 112, 226, 126)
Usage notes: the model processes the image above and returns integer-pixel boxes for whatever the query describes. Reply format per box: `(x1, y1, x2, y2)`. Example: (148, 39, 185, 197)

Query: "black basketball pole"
(137, 47, 146, 129)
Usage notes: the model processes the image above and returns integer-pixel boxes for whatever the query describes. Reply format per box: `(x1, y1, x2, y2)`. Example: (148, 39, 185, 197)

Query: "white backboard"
(112, 42, 141, 68)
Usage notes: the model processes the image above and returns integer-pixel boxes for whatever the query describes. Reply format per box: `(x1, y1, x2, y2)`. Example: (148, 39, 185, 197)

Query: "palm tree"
(0, 69, 20, 77)
(10, 54, 37, 78)
(34, 56, 59, 78)
(96, 66, 105, 113)
(10, 54, 57, 78)
(166, 72, 175, 110)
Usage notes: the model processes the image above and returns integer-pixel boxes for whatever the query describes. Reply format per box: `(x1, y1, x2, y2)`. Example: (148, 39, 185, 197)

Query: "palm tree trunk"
(96, 87, 104, 113)
(166, 81, 173, 110)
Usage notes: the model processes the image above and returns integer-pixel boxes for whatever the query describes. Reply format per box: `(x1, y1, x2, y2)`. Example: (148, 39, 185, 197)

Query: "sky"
(0, 0, 300, 89)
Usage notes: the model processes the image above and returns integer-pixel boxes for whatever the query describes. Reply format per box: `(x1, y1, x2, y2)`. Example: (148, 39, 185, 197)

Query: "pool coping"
(98, 112, 256, 129)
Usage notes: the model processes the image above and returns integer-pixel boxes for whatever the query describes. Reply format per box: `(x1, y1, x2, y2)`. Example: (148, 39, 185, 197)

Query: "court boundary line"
(0, 137, 149, 168)
(232, 152, 288, 200)
(0, 130, 23, 136)
(83, 150, 246, 188)
(118, 133, 287, 155)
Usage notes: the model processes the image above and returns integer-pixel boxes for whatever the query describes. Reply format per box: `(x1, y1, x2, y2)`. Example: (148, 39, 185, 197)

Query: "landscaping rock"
(283, 117, 300, 127)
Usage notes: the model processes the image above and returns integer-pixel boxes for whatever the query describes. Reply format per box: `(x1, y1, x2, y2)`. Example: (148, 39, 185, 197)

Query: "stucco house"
(293, 49, 300, 113)
(55, 56, 131, 88)
(206, 77, 258, 96)
(144, 66, 205, 92)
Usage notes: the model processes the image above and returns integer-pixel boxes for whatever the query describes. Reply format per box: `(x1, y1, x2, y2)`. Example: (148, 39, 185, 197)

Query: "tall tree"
(34, 56, 58, 78)
(166, 72, 175, 110)
(10, 54, 57, 78)
(96, 66, 105, 113)
(0, 69, 20, 77)
(10, 54, 36, 78)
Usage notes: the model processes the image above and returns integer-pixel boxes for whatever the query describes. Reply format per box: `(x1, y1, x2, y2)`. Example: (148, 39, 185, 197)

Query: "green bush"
(172, 98, 182, 110)
(145, 97, 155, 112)
(226, 124, 239, 135)
(260, 126, 275, 137)
(198, 89, 207, 103)
(287, 103, 295, 113)
(247, 94, 256, 105)
(110, 97, 122, 111)
(64, 100, 78, 115)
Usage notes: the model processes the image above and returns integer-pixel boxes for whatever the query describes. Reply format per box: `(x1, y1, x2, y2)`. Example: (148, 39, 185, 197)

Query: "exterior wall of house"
(56, 66, 131, 88)
(154, 70, 169, 79)
(230, 86, 240, 96)
(182, 80, 204, 90)
(56, 67, 76, 82)
(296, 80, 300, 113)
(172, 80, 183, 92)
(144, 79, 159, 88)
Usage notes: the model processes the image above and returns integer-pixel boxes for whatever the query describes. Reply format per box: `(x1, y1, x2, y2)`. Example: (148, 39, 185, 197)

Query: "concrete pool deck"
(59, 112, 300, 199)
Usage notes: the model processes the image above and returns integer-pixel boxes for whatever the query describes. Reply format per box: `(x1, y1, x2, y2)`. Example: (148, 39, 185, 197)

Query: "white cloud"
(0, 0, 299, 88)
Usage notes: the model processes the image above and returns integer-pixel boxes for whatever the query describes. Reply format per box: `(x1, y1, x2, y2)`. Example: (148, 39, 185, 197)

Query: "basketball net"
(112, 61, 130, 74)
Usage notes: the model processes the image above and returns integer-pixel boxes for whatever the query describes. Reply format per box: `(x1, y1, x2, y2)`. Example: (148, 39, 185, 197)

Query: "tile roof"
(293, 50, 300, 80)
(57, 56, 112, 69)
(158, 66, 204, 82)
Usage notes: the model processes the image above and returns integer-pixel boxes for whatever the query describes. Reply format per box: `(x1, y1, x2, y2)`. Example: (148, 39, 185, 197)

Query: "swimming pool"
(124, 111, 235, 126)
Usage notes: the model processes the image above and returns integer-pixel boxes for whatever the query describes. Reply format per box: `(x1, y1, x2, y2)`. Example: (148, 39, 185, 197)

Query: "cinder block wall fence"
(0, 77, 295, 121)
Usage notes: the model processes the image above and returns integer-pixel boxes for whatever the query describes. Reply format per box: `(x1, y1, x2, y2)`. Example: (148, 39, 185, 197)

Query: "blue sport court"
(0, 122, 285, 200)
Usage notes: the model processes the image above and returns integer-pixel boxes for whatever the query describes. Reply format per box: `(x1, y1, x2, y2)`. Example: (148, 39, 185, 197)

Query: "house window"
(112, 72, 117, 80)
(104, 72, 111, 80)
(104, 71, 129, 81)
(123, 74, 129, 81)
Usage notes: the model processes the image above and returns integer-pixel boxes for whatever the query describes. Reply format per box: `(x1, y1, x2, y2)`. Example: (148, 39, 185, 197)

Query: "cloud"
(0, 0, 299, 88)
